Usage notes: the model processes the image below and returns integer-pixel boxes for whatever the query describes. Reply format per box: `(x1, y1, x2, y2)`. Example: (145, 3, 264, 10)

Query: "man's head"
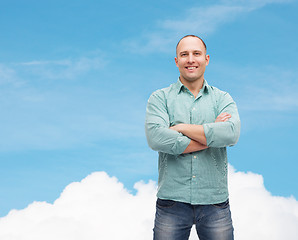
(175, 35, 209, 84)
(176, 35, 207, 56)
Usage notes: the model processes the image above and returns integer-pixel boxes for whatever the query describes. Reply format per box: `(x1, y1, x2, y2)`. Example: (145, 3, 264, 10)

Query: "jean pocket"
(156, 198, 176, 208)
(212, 199, 229, 209)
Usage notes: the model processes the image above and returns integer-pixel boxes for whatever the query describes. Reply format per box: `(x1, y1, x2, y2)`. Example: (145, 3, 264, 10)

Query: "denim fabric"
(153, 198, 234, 240)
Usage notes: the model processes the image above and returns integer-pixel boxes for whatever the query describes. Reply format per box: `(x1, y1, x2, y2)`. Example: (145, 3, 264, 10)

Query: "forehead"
(176, 37, 205, 54)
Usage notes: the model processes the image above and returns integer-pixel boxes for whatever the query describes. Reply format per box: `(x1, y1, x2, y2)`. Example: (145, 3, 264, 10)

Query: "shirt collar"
(176, 78, 209, 94)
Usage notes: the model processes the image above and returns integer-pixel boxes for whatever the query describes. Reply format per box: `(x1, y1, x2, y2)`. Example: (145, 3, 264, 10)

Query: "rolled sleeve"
(145, 90, 191, 155)
(203, 92, 241, 148)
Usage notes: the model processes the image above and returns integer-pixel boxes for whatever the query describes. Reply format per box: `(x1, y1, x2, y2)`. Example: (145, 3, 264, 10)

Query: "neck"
(180, 77, 204, 97)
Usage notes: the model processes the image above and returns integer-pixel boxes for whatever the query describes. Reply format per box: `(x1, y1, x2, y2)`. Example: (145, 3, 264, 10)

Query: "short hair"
(176, 35, 207, 56)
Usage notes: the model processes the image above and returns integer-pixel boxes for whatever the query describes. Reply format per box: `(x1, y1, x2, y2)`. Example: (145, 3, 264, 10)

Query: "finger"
(218, 113, 229, 118)
(222, 116, 231, 121)
(215, 113, 231, 122)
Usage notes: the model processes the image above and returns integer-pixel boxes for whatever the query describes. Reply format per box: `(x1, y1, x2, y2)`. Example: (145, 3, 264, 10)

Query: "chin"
(184, 77, 201, 82)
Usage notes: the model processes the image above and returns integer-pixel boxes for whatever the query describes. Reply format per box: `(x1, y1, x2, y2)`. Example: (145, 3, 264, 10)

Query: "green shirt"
(145, 79, 240, 204)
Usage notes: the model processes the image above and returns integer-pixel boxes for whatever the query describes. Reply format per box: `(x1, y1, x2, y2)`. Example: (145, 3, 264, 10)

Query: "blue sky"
(0, 0, 297, 217)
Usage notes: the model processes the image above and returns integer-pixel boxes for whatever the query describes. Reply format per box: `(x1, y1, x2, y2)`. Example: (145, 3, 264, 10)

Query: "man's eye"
(181, 53, 187, 57)
(194, 52, 201, 56)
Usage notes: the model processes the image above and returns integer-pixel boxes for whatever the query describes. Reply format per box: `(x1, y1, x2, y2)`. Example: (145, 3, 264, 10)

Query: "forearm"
(170, 124, 207, 145)
(203, 120, 240, 147)
(170, 112, 237, 148)
(146, 123, 191, 155)
(182, 139, 208, 154)
(202, 92, 241, 147)
(145, 91, 192, 155)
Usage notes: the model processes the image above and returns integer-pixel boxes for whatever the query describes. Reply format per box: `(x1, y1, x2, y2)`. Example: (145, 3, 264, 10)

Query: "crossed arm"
(170, 113, 231, 153)
(145, 90, 240, 155)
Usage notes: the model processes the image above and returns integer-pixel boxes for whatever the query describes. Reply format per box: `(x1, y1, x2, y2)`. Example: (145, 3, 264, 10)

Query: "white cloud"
(0, 172, 157, 240)
(124, 0, 293, 54)
(17, 56, 106, 80)
(208, 63, 298, 112)
(240, 86, 298, 112)
(160, 5, 244, 36)
(0, 64, 25, 87)
(0, 167, 297, 240)
(0, 64, 15, 84)
(228, 166, 298, 240)
(0, 53, 144, 151)
(168, 0, 294, 34)
(220, 0, 293, 9)
(0, 84, 146, 151)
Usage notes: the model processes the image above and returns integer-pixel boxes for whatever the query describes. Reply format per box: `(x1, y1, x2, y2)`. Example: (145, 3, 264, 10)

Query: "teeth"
(187, 67, 196, 70)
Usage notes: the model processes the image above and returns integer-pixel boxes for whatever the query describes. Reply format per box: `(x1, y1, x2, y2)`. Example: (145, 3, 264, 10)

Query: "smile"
(186, 66, 198, 70)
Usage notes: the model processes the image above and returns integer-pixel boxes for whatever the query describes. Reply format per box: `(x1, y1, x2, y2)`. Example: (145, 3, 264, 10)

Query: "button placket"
(189, 92, 200, 202)
(191, 154, 199, 202)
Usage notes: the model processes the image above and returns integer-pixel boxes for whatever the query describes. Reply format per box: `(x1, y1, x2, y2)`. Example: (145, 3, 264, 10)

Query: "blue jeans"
(153, 198, 234, 240)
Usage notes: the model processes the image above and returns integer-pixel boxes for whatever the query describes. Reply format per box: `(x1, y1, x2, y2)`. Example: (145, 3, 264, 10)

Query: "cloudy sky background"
(0, 0, 298, 239)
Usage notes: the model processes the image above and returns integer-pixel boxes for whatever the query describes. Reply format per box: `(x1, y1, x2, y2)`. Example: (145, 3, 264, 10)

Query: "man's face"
(175, 37, 210, 83)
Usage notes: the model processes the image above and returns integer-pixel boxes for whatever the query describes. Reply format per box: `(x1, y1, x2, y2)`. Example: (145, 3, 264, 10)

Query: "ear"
(205, 55, 210, 66)
(175, 57, 179, 67)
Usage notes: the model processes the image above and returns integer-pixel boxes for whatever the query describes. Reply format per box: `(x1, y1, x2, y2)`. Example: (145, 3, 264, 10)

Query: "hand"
(215, 112, 231, 123)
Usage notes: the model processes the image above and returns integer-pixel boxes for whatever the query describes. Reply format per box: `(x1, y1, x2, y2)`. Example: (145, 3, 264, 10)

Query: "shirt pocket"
(192, 104, 216, 124)
(168, 105, 190, 126)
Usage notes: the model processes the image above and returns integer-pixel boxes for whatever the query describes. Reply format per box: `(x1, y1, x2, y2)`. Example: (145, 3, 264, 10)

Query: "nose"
(187, 53, 195, 63)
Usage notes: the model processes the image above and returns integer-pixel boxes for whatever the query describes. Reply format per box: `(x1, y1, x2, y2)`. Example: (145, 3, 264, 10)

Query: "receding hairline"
(176, 35, 207, 56)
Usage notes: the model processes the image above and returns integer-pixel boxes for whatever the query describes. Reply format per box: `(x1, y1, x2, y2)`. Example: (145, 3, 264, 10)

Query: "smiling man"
(145, 35, 241, 240)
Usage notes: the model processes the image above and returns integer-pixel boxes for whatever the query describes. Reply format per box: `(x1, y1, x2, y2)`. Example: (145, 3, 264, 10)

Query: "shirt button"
(194, 156, 197, 159)
(190, 96, 193, 98)
(192, 176, 196, 178)
(192, 108, 195, 111)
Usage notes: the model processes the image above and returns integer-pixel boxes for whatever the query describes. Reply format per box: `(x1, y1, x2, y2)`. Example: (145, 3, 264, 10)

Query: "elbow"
(205, 121, 240, 148)
(227, 133, 239, 146)
(227, 120, 241, 146)
(145, 131, 157, 151)
(145, 124, 187, 155)
(145, 125, 163, 152)
(146, 136, 160, 151)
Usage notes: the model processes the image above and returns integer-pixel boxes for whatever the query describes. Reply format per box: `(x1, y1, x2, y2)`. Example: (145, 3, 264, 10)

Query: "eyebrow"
(179, 51, 188, 55)
(179, 50, 203, 55)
